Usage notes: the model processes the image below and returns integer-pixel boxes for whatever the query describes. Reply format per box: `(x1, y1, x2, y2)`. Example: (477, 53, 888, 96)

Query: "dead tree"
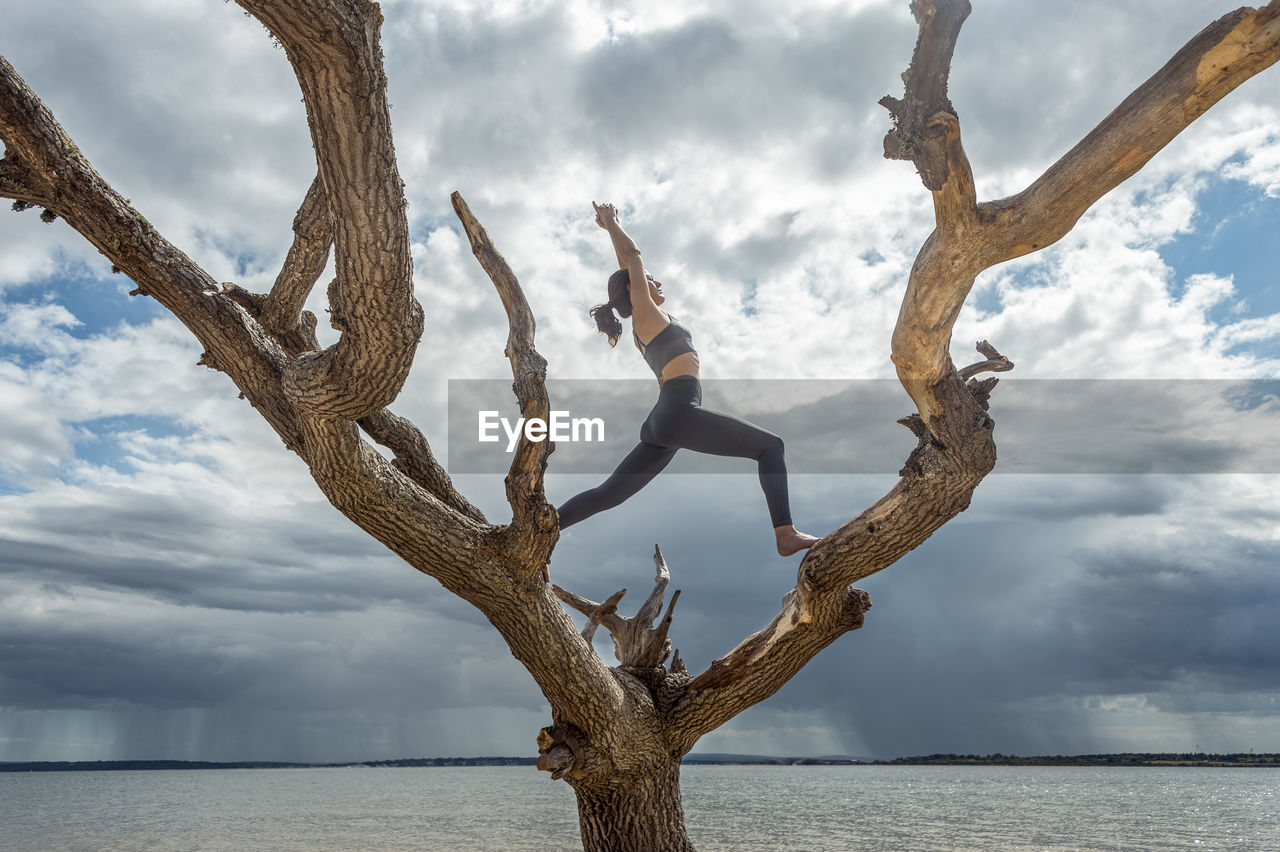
(2, 1, 1277, 848)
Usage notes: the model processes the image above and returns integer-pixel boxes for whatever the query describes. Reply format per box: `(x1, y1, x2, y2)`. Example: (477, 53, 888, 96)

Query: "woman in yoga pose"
(557, 202, 820, 557)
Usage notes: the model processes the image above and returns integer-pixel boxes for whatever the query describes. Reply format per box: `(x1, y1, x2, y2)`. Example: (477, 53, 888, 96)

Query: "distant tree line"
(0, 757, 540, 772)
(6, 753, 1278, 772)
(881, 753, 1280, 767)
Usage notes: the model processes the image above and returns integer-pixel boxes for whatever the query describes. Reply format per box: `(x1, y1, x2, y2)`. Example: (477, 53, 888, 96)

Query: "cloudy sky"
(1, 0, 1278, 765)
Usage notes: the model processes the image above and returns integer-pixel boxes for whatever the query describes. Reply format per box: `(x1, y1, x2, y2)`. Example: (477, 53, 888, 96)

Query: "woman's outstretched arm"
(593, 201, 663, 332)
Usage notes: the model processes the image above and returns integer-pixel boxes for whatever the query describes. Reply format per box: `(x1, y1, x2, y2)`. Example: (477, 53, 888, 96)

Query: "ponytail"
(590, 301, 624, 347)
(589, 268, 634, 348)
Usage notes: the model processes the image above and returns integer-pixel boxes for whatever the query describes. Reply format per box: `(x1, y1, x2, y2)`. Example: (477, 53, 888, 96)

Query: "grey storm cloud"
(0, 564, 547, 715)
(768, 513, 1280, 757)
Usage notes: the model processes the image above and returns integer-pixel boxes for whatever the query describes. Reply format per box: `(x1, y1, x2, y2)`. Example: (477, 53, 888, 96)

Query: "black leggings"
(557, 376, 792, 529)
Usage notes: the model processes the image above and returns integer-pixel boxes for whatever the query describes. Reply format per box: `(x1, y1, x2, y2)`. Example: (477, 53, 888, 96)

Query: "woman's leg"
(649, 402, 792, 529)
(662, 404, 819, 554)
(557, 440, 678, 529)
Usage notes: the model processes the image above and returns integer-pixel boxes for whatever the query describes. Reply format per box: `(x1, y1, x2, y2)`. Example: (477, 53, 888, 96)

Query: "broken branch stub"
(553, 546, 683, 670)
(879, 0, 972, 190)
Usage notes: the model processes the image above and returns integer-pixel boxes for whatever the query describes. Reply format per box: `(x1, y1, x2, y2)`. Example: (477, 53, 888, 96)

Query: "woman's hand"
(593, 201, 619, 229)
(594, 200, 645, 278)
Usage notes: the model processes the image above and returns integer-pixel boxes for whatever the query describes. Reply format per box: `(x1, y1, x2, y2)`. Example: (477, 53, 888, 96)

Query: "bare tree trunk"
(3, 0, 1278, 848)
(573, 761, 693, 852)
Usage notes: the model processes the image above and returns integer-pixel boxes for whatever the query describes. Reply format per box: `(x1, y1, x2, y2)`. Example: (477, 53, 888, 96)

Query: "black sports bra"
(634, 316, 697, 379)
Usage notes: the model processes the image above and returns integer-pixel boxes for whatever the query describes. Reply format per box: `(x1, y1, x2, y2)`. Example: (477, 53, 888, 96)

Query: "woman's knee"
(760, 431, 784, 459)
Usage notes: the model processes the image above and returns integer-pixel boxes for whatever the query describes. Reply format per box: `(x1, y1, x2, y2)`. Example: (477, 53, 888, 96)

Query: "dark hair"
(589, 268, 633, 347)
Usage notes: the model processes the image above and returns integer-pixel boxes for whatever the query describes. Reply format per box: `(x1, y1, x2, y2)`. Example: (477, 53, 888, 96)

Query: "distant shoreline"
(3, 753, 1278, 772)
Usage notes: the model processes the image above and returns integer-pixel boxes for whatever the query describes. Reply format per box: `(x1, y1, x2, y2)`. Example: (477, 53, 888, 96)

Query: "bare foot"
(775, 525, 821, 557)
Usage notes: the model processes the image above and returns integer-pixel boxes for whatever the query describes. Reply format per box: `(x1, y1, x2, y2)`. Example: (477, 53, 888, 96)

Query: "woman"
(557, 202, 821, 557)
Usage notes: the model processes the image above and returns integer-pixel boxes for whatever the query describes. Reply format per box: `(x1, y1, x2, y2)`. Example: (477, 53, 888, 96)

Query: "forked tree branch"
(236, 0, 423, 421)
(892, 1, 1280, 400)
(669, 0, 1280, 749)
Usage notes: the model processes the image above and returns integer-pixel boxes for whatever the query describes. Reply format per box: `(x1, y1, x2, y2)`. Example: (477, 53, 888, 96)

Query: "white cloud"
(0, 365, 72, 478)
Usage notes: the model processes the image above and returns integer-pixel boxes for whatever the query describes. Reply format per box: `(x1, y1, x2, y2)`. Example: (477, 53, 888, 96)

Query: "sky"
(1, 0, 1278, 765)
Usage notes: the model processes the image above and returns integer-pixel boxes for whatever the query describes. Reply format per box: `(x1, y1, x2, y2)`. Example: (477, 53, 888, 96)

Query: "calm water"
(1, 765, 1276, 851)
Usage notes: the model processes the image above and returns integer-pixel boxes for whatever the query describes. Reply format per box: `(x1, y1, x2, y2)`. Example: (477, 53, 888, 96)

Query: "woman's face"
(646, 274, 665, 305)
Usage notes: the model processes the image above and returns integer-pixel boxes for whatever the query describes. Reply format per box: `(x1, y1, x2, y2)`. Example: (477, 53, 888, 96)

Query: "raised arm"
(593, 202, 664, 333)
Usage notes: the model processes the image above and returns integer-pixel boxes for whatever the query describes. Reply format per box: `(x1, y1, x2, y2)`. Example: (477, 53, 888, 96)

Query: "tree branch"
(451, 192, 558, 557)
(261, 173, 332, 340)
(878, 0, 985, 413)
(988, 1, 1280, 262)
(923, 111, 979, 235)
(217, 174, 330, 360)
(958, 339, 1014, 380)
(357, 409, 487, 523)
(879, 0, 971, 191)
(670, 379, 992, 747)
(672, 584, 869, 751)
(236, 0, 424, 421)
(554, 586, 628, 644)
(0, 54, 306, 455)
(672, 3, 1280, 752)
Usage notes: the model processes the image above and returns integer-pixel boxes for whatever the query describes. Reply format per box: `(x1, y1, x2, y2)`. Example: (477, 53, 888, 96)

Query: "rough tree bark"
(2, 1, 1278, 848)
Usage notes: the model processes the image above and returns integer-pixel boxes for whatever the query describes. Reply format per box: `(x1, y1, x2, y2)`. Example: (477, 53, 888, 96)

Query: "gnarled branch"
(554, 586, 628, 644)
(451, 192, 558, 557)
(237, 0, 423, 421)
(958, 339, 1014, 380)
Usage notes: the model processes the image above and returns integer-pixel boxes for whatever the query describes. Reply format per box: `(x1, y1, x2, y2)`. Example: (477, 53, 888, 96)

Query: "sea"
(1, 765, 1276, 850)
